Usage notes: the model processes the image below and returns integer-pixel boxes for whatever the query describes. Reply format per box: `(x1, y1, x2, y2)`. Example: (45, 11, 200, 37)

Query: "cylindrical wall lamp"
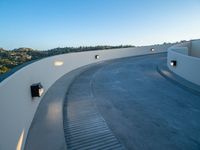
(95, 55, 100, 59)
(150, 48, 155, 52)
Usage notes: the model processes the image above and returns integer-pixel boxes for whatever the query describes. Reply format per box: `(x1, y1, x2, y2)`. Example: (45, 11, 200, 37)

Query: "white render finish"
(167, 40, 200, 86)
(191, 40, 200, 57)
(0, 44, 172, 150)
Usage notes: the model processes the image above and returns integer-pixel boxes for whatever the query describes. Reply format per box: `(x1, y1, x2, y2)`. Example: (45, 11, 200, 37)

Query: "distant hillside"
(13, 47, 34, 52)
(0, 45, 134, 74)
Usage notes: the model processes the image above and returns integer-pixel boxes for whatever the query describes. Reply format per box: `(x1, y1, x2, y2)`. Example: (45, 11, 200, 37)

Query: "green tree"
(0, 66, 10, 74)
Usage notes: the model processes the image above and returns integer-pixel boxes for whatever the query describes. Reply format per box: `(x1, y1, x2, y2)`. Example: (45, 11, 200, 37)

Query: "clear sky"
(0, 0, 200, 50)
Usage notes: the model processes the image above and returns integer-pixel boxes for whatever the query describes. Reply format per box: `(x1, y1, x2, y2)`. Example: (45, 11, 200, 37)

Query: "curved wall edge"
(0, 44, 172, 150)
(167, 40, 200, 86)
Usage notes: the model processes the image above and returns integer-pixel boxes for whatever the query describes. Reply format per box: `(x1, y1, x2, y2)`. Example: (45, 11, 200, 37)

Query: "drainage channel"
(63, 65, 125, 150)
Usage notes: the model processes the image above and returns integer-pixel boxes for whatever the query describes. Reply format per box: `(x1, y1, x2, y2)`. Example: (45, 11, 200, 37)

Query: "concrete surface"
(158, 63, 200, 95)
(64, 62, 125, 149)
(67, 53, 200, 150)
(0, 44, 173, 150)
(0, 44, 172, 150)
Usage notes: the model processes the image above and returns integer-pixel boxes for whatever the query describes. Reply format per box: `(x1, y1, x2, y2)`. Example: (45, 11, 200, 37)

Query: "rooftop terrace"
(0, 42, 200, 150)
(26, 53, 200, 150)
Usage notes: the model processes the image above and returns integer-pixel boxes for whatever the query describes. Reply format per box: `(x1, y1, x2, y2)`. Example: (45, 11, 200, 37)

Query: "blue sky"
(0, 0, 200, 50)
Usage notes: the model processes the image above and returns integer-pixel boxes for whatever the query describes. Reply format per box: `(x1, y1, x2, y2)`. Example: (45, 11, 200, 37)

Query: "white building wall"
(191, 40, 200, 57)
(167, 40, 200, 86)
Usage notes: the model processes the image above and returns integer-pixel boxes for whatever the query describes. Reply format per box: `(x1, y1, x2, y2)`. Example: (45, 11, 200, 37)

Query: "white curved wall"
(167, 40, 200, 86)
(0, 44, 172, 150)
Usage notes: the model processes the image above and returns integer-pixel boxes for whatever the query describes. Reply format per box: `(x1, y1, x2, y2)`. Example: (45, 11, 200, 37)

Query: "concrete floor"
(66, 53, 200, 150)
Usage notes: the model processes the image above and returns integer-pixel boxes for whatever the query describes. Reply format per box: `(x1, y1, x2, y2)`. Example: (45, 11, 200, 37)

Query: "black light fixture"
(95, 55, 100, 59)
(170, 60, 177, 67)
(150, 48, 155, 52)
(31, 83, 44, 97)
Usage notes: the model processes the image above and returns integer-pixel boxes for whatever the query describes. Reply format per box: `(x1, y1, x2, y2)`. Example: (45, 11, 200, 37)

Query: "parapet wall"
(191, 40, 200, 57)
(0, 44, 171, 150)
(167, 40, 200, 86)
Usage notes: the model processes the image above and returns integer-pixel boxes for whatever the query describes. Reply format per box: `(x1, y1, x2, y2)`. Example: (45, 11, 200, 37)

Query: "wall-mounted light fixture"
(31, 83, 44, 97)
(170, 60, 177, 67)
(54, 61, 64, 66)
(95, 55, 100, 59)
(150, 48, 155, 52)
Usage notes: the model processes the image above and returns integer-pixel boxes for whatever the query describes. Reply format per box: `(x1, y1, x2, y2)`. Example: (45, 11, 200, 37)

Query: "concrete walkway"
(64, 62, 125, 150)
(66, 53, 200, 150)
